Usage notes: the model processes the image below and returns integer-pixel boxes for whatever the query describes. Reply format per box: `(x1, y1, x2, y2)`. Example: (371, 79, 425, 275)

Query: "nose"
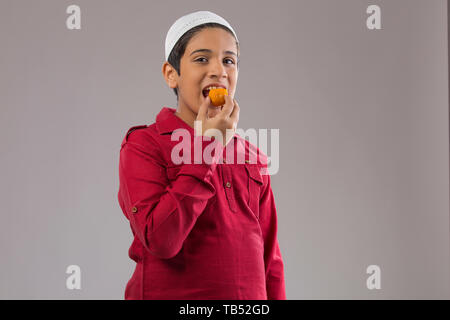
(208, 58, 227, 78)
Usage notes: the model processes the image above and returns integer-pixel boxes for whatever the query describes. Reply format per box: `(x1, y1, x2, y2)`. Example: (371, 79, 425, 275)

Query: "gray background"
(0, 0, 448, 299)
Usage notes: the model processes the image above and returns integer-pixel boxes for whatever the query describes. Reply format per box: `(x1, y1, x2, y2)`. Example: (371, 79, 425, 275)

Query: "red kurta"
(117, 107, 286, 300)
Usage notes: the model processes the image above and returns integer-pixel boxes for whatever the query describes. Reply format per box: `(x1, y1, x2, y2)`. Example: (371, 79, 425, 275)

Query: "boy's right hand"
(195, 95, 240, 147)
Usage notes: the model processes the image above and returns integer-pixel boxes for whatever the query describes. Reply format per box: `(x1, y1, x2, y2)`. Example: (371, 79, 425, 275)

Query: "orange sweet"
(208, 88, 228, 106)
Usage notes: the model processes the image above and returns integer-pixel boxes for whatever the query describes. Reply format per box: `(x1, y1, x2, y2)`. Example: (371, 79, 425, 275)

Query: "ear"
(162, 62, 178, 89)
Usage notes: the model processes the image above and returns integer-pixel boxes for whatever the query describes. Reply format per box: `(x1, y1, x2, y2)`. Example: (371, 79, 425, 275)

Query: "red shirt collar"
(156, 107, 192, 135)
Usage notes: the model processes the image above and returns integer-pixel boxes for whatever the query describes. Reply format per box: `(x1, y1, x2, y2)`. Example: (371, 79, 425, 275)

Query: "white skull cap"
(165, 11, 238, 61)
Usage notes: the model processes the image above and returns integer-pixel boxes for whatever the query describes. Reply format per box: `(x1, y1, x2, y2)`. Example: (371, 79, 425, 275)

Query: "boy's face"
(166, 27, 239, 119)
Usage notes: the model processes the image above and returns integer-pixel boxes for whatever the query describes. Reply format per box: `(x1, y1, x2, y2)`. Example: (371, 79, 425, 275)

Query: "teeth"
(204, 86, 221, 91)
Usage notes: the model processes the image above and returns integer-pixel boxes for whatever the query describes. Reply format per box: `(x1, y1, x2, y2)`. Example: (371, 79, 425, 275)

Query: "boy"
(117, 11, 286, 300)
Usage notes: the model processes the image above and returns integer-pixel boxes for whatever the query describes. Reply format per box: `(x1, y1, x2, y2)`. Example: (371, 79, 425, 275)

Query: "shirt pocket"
(244, 164, 264, 219)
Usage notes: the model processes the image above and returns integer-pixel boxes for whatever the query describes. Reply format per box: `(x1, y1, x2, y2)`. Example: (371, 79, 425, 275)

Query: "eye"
(194, 57, 236, 65)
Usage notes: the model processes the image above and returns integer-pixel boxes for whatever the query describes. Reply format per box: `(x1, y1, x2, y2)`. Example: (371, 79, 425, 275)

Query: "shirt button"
(131, 206, 138, 213)
(245, 159, 250, 163)
(226, 182, 231, 188)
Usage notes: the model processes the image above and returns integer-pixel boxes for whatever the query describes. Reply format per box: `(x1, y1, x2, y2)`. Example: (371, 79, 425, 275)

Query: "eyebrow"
(189, 49, 237, 57)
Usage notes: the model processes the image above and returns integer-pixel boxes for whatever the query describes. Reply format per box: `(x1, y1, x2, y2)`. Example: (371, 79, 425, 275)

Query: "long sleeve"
(259, 173, 286, 300)
(118, 129, 224, 259)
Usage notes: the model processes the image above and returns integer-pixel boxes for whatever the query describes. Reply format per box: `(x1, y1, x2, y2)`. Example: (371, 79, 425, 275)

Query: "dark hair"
(167, 23, 240, 100)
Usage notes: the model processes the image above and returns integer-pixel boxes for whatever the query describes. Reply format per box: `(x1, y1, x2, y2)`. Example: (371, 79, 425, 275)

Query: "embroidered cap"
(164, 11, 238, 61)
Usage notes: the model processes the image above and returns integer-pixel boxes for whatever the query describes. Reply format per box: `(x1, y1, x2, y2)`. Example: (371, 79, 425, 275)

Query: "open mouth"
(202, 85, 226, 98)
